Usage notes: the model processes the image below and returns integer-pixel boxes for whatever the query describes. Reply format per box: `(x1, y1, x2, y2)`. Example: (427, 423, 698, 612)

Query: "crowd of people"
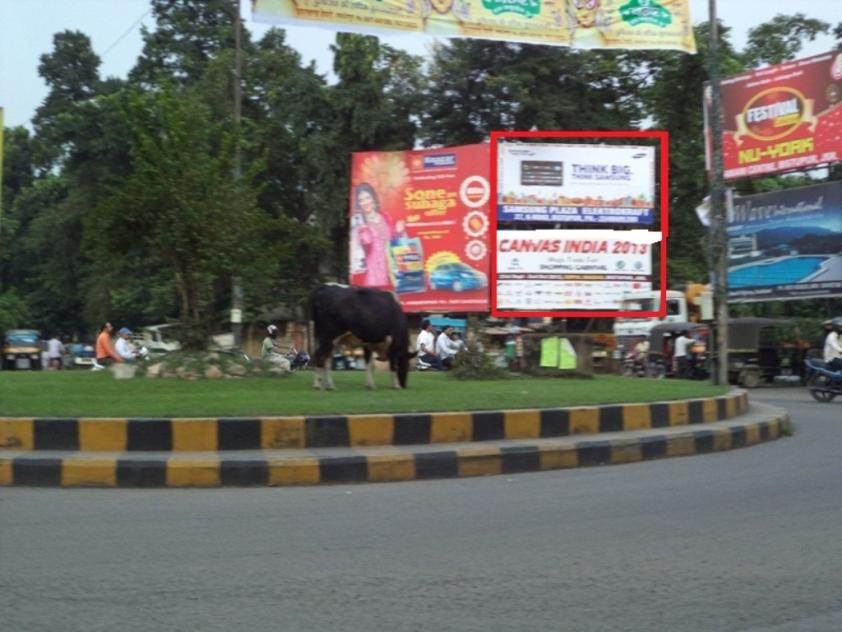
(416, 319, 465, 370)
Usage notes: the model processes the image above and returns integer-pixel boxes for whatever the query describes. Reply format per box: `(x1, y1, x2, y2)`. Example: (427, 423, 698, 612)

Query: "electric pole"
(707, 0, 729, 385)
(231, 0, 244, 348)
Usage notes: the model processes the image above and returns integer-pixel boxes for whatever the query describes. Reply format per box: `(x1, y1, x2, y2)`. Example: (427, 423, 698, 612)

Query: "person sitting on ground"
(261, 324, 292, 372)
(416, 319, 443, 370)
(115, 327, 140, 362)
(823, 318, 842, 371)
(435, 327, 457, 369)
(94, 322, 123, 368)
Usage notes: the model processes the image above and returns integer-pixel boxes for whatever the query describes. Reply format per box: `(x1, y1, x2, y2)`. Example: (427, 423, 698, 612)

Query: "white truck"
(613, 287, 713, 357)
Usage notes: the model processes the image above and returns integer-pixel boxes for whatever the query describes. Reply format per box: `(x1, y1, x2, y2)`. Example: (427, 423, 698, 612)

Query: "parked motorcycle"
(805, 358, 842, 403)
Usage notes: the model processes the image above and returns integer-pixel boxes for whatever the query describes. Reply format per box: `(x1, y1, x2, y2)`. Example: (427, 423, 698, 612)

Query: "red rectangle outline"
(489, 130, 669, 319)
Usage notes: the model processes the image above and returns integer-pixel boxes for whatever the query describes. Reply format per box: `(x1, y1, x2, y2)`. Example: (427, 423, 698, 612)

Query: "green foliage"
(448, 343, 510, 380)
(5, 9, 838, 342)
(0, 291, 28, 332)
(743, 14, 830, 68)
(88, 86, 263, 349)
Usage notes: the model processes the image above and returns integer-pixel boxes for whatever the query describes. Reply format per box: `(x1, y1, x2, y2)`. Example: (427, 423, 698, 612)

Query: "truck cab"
(613, 291, 688, 357)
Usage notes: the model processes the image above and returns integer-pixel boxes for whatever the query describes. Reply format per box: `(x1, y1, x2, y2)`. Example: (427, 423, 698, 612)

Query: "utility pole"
(707, 0, 728, 385)
(231, 0, 244, 348)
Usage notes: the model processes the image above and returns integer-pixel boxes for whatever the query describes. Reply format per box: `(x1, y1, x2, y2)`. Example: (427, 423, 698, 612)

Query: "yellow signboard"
(252, 0, 696, 53)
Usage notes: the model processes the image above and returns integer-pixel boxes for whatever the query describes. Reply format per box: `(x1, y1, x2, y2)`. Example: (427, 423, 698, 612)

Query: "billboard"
(705, 50, 842, 181)
(495, 229, 660, 310)
(252, 0, 696, 53)
(497, 143, 655, 224)
(349, 144, 491, 312)
(727, 181, 842, 302)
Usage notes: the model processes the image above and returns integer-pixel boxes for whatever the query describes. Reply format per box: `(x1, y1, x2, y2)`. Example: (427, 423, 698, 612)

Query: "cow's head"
(391, 348, 418, 388)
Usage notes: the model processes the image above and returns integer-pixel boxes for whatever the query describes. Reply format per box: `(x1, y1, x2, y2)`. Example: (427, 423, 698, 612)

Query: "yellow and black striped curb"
(0, 391, 747, 452)
(0, 405, 788, 487)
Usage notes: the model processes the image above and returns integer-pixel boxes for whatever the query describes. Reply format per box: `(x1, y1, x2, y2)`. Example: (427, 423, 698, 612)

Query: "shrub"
(448, 344, 510, 380)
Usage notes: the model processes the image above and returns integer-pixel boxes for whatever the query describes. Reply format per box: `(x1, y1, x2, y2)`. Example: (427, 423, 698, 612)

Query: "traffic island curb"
(0, 391, 748, 451)
(0, 402, 790, 488)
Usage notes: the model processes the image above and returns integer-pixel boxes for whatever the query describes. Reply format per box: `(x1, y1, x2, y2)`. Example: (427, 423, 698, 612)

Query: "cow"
(310, 284, 417, 390)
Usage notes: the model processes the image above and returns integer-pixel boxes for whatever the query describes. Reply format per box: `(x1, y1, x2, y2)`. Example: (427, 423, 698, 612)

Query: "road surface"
(1, 388, 841, 631)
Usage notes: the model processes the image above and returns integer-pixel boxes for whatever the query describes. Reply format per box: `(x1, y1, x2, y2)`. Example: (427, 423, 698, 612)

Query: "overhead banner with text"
(727, 182, 842, 302)
(252, 0, 696, 52)
(495, 229, 660, 310)
(705, 50, 842, 181)
(497, 143, 656, 224)
(350, 144, 491, 313)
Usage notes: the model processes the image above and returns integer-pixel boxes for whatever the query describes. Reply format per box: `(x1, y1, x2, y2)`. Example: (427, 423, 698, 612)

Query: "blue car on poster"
(429, 262, 488, 292)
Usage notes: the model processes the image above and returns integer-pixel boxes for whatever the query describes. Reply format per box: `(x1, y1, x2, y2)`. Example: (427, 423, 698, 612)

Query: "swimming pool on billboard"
(728, 255, 831, 288)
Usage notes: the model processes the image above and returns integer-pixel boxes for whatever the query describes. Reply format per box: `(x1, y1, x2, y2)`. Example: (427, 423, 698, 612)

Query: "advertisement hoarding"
(349, 144, 490, 312)
(497, 143, 656, 224)
(252, 0, 696, 53)
(704, 50, 842, 181)
(495, 229, 660, 310)
(727, 182, 842, 302)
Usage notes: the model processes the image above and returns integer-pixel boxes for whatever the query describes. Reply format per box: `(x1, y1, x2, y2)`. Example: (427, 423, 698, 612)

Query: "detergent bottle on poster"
(389, 236, 426, 294)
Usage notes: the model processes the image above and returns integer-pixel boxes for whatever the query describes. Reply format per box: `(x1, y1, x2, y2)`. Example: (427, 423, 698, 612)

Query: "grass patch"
(0, 371, 729, 418)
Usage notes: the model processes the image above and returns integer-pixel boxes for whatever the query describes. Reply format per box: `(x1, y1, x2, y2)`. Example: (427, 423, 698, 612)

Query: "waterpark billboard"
(705, 50, 842, 181)
(349, 144, 491, 312)
(252, 0, 696, 53)
(494, 229, 660, 311)
(727, 181, 842, 302)
(497, 143, 656, 224)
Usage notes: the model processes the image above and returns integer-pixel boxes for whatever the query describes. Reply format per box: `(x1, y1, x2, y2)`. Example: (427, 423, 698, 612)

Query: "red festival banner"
(705, 50, 842, 181)
(349, 144, 491, 312)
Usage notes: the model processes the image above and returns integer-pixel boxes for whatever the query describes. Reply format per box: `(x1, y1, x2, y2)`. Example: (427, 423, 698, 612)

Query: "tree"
(642, 22, 744, 285)
(130, 0, 243, 87)
(322, 34, 426, 278)
(743, 13, 830, 68)
(33, 30, 102, 170)
(88, 87, 263, 349)
(422, 41, 644, 145)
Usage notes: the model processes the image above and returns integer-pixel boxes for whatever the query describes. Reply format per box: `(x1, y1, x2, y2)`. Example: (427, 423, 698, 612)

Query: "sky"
(1, 0, 840, 129)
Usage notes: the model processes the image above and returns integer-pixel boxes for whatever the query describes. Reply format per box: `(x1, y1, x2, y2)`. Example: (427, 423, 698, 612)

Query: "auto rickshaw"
(726, 318, 804, 388)
(647, 322, 711, 379)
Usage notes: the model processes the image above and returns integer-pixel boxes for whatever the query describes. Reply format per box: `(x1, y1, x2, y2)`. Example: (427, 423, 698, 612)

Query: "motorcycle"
(805, 358, 842, 403)
(622, 352, 647, 378)
(287, 347, 310, 372)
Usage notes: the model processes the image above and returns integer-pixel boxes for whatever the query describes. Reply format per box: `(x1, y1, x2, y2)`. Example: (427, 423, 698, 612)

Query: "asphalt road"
(2, 388, 841, 632)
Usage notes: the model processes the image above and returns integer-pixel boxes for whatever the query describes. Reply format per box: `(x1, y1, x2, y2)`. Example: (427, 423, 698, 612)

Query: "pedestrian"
(416, 319, 443, 370)
(823, 317, 842, 371)
(673, 330, 694, 378)
(94, 322, 123, 369)
(115, 327, 139, 362)
(46, 333, 65, 370)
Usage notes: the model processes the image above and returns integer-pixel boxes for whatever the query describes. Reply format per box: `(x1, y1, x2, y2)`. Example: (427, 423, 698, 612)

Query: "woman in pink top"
(353, 183, 405, 289)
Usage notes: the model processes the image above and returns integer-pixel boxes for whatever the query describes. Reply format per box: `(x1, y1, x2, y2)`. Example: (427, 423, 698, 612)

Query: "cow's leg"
(391, 370, 402, 390)
(363, 348, 376, 390)
(312, 338, 334, 390)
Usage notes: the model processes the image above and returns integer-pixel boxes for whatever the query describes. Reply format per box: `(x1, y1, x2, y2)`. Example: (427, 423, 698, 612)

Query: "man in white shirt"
(416, 319, 443, 370)
(435, 327, 455, 368)
(673, 330, 694, 378)
(823, 319, 842, 371)
(47, 335, 65, 370)
(115, 327, 138, 361)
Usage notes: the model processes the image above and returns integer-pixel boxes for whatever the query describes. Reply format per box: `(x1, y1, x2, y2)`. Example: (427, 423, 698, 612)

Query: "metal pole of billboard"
(231, 0, 244, 349)
(707, 0, 729, 386)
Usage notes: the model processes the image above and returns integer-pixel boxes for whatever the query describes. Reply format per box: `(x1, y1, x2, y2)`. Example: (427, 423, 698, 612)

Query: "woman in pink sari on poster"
(351, 183, 405, 289)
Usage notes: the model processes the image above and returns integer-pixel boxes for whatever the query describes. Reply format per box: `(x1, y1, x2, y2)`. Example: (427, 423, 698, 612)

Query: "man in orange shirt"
(95, 322, 123, 368)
